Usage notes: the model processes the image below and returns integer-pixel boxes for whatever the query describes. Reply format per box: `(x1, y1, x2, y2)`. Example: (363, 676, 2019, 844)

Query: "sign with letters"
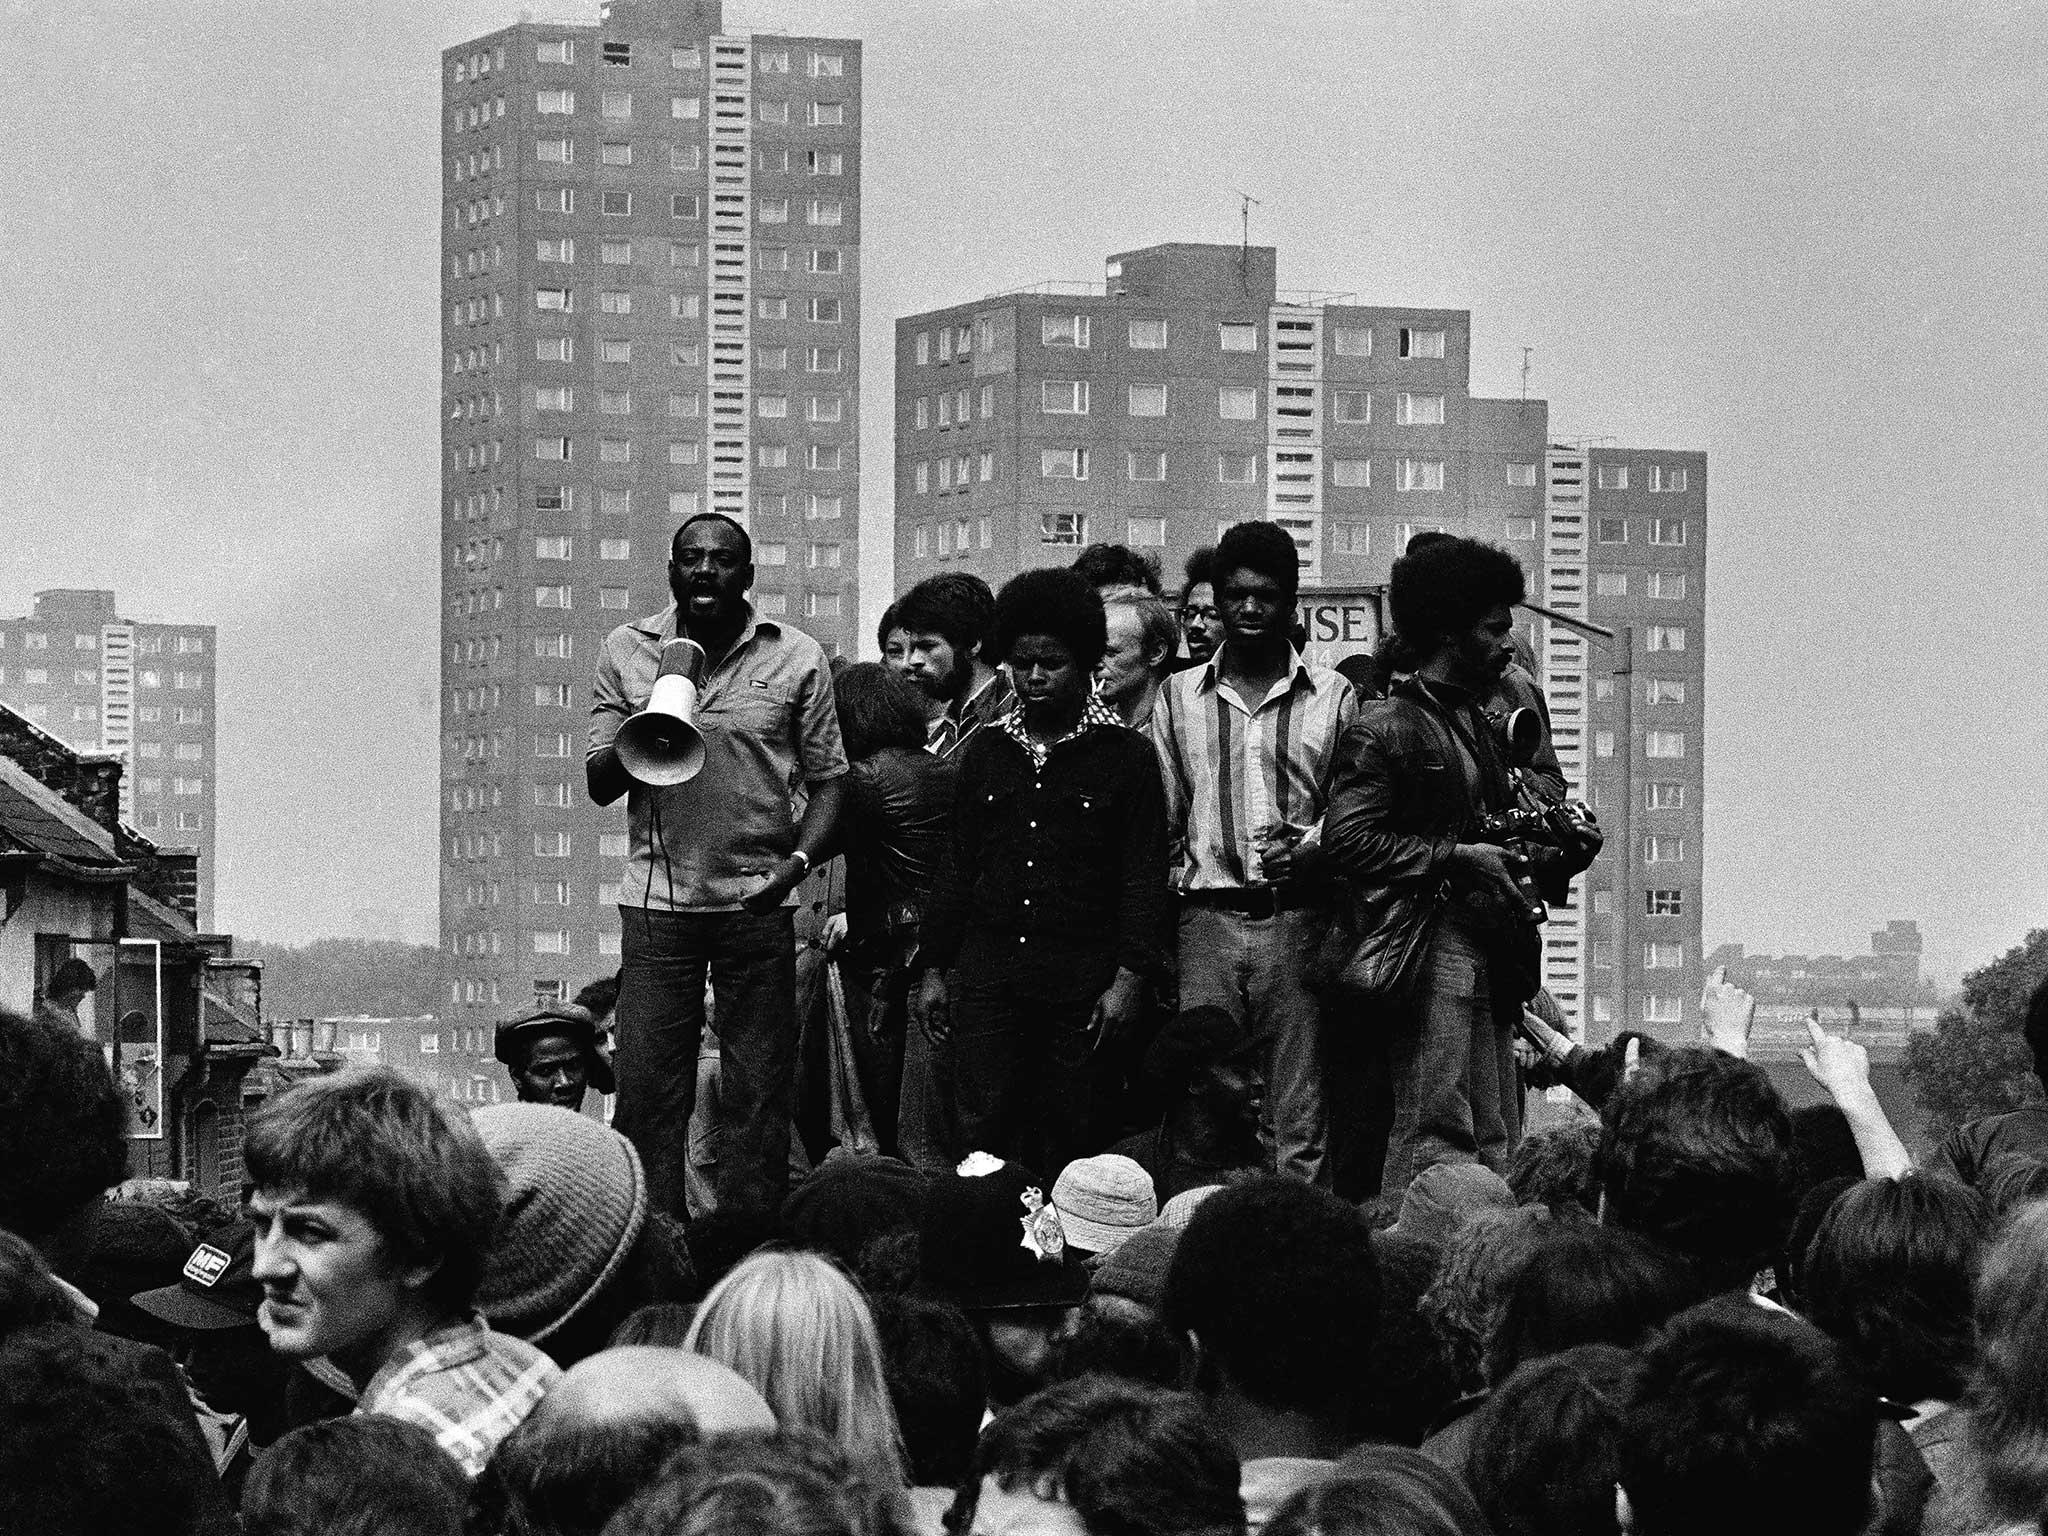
(1295, 585, 1385, 670)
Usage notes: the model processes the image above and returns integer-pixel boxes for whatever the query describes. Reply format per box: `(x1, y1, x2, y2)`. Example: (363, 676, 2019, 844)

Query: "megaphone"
(616, 637, 708, 786)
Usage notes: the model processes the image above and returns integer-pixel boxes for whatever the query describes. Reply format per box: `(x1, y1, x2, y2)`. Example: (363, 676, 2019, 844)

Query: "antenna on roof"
(1236, 190, 1262, 294)
(1521, 346, 1534, 400)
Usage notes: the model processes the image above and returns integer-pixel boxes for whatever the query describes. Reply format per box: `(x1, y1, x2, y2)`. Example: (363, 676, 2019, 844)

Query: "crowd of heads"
(14, 517, 2048, 1536)
(8, 964, 2048, 1536)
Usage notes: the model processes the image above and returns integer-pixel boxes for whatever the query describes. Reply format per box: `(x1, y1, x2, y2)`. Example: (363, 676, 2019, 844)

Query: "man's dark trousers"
(615, 906, 797, 1219)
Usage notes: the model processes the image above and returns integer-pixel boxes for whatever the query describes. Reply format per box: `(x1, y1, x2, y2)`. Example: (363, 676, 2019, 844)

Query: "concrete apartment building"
(893, 244, 1706, 1044)
(0, 589, 217, 928)
(439, 0, 861, 1019)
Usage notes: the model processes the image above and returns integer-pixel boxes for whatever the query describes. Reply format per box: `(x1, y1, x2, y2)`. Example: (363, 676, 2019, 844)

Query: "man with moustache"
(893, 572, 1013, 760)
(588, 513, 848, 1219)
(1324, 535, 1544, 1194)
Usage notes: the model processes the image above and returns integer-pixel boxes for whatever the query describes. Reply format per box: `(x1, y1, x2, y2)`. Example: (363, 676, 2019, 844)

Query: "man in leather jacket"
(1324, 537, 1543, 1197)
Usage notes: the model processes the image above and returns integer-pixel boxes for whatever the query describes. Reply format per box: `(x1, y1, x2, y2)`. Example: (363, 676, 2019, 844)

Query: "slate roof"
(0, 752, 124, 869)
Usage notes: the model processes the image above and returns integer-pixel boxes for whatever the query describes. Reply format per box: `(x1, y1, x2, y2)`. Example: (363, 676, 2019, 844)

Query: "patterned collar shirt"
(1148, 645, 1357, 890)
(589, 601, 848, 913)
(927, 667, 1016, 761)
(1000, 694, 1127, 770)
(356, 1314, 560, 1479)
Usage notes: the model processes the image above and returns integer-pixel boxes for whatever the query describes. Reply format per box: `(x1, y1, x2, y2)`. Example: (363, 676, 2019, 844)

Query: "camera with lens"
(1474, 706, 1605, 922)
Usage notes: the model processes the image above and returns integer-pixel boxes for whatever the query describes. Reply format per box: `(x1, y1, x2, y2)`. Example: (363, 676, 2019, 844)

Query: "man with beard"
(588, 513, 848, 1219)
(1324, 536, 1543, 1195)
(492, 1004, 614, 1111)
(893, 572, 1013, 760)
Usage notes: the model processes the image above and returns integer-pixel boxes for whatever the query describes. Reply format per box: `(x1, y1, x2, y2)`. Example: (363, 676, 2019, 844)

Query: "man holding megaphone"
(588, 513, 848, 1221)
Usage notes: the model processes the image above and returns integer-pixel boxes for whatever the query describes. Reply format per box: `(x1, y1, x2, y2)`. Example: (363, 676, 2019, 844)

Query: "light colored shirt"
(1149, 646, 1356, 890)
(358, 1315, 560, 1479)
(1240, 1456, 1336, 1534)
(590, 602, 848, 911)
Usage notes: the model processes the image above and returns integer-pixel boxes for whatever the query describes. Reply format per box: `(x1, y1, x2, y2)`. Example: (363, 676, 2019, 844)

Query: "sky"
(3, 0, 2044, 984)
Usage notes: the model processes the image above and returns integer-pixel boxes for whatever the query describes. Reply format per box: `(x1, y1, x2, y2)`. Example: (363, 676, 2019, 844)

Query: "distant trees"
(1904, 928, 2048, 1139)
(237, 938, 446, 1021)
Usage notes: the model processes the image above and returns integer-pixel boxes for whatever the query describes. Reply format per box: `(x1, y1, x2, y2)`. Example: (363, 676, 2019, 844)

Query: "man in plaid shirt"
(245, 1068, 559, 1476)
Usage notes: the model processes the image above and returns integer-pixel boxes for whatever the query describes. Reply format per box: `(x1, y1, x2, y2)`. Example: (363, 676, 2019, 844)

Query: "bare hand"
(1622, 1035, 1642, 1082)
(1257, 825, 1306, 883)
(1698, 966, 1757, 1058)
(1800, 1012, 1874, 1104)
(741, 857, 806, 915)
(1088, 971, 1144, 1056)
(1453, 842, 1528, 912)
(912, 971, 951, 1045)
(1518, 1006, 1572, 1068)
(820, 912, 849, 955)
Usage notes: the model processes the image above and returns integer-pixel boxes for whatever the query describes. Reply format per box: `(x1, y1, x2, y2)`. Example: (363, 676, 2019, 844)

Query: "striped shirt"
(357, 1315, 559, 1478)
(1148, 648, 1357, 890)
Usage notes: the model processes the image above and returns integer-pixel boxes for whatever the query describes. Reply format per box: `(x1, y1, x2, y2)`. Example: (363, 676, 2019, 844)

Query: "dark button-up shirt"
(921, 715, 1170, 982)
(589, 602, 848, 912)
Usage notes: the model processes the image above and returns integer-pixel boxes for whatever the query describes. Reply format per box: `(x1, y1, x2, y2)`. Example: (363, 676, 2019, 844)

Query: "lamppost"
(1520, 602, 1631, 1043)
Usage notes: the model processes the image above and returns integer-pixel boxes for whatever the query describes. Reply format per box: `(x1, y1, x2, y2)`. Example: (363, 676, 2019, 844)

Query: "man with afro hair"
(1162, 1175, 1381, 1528)
(1325, 535, 1540, 1196)
(916, 566, 1171, 1172)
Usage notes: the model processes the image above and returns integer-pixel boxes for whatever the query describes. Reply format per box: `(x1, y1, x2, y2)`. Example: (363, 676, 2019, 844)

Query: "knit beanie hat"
(1051, 1155, 1157, 1257)
(474, 1103, 648, 1343)
(1388, 1162, 1514, 1250)
(1090, 1221, 1180, 1313)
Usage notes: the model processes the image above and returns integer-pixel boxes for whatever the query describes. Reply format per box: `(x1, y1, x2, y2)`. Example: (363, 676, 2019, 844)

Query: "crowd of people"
(9, 974, 2048, 1536)
(10, 518, 2048, 1535)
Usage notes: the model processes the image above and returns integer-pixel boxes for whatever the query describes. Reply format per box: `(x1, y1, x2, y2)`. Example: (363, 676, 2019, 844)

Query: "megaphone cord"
(643, 795, 665, 946)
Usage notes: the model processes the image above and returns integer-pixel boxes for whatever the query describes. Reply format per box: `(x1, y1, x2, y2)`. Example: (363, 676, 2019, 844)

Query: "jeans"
(943, 928, 1117, 1177)
(1175, 904, 1333, 1186)
(1379, 918, 1517, 1198)
(615, 905, 798, 1219)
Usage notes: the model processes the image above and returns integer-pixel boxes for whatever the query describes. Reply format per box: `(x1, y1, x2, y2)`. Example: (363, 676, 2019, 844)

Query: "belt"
(1179, 884, 1324, 920)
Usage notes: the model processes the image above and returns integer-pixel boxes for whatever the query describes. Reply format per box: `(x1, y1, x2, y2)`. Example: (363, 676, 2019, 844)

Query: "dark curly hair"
(1387, 536, 1527, 652)
(607, 1428, 894, 1536)
(832, 662, 931, 761)
(1214, 520, 1302, 603)
(0, 1324, 221, 1536)
(1072, 543, 1163, 596)
(244, 1417, 467, 1536)
(894, 573, 996, 662)
(1801, 1173, 1988, 1404)
(947, 1375, 1244, 1536)
(1162, 1175, 1380, 1425)
(1463, 1344, 1644, 1536)
(1489, 1221, 1707, 1383)
(1620, 1297, 1874, 1536)
(1595, 1047, 1797, 1292)
(992, 567, 1108, 674)
(1507, 1121, 1602, 1216)
(1181, 547, 1217, 600)
(0, 1006, 130, 1240)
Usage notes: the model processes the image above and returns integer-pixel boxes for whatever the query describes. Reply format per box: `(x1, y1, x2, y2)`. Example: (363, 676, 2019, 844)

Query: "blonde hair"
(683, 1250, 907, 1488)
(1961, 1201, 2048, 1523)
